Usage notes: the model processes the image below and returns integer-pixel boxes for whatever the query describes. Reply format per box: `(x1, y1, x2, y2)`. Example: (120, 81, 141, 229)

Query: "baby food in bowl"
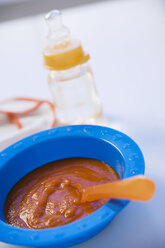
(5, 158, 119, 229)
(0, 125, 145, 248)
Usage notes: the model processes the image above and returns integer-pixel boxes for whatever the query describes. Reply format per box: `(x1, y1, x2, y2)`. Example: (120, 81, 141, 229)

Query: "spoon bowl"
(81, 176, 155, 203)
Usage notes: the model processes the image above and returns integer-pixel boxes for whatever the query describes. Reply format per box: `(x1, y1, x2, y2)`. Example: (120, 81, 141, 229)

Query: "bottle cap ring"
(43, 44, 90, 70)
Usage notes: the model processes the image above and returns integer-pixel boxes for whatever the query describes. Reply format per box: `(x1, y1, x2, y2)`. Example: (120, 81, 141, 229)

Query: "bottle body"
(48, 63, 102, 125)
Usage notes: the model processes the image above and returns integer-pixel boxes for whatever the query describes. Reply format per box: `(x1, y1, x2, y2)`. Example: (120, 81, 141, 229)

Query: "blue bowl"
(0, 125, 144, 247)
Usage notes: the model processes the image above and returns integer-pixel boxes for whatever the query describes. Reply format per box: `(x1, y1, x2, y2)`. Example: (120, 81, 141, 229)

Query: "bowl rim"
(0, 125, 145, 247)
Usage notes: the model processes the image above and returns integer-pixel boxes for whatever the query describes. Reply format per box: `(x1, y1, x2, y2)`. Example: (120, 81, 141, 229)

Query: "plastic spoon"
(81, 176, 155, 203)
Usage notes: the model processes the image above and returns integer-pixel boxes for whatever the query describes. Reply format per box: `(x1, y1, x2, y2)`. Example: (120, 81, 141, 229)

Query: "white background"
(0, 0, 165, 247)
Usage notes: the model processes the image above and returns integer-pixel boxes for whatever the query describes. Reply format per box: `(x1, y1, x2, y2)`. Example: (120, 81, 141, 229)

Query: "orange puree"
(4, 158, 119, 229)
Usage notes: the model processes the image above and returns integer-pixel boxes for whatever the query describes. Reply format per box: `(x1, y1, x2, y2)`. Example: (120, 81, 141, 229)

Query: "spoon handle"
(81, 176, 155, 203)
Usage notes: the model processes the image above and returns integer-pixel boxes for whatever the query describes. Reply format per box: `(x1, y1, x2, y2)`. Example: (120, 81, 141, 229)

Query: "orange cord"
(0, 98, 56, 129)
(7, 113, 23, 129)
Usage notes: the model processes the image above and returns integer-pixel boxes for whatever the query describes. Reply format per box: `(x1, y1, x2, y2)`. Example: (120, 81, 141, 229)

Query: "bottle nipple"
(45, 10, 70, 48)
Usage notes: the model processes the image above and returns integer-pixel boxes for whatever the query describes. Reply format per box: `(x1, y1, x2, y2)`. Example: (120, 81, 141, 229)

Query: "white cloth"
(0, 102, 53, 152)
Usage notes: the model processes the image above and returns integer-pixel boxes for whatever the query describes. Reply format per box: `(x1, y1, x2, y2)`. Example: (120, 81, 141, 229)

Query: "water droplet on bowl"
(8, 232, 18, 240)
(129, 154, 139, 161)
(113, 134, 122, 141)
(13, 142, 23, 149)
(78, 223, 87, 229)
(66, 127, 72, 132)
(32, 136, 39, 142)
(0, 153, 7, 158)
(30, 234, 39, 240)
(122, 143, 131, 149)
(48, 129, 56, 135)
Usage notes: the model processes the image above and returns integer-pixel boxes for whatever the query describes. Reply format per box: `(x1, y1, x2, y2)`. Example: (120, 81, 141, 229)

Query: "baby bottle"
(43, 10, 102, 125)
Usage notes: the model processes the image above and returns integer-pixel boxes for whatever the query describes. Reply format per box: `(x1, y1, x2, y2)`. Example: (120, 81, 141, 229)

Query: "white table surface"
(0, 0, 165, 247)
